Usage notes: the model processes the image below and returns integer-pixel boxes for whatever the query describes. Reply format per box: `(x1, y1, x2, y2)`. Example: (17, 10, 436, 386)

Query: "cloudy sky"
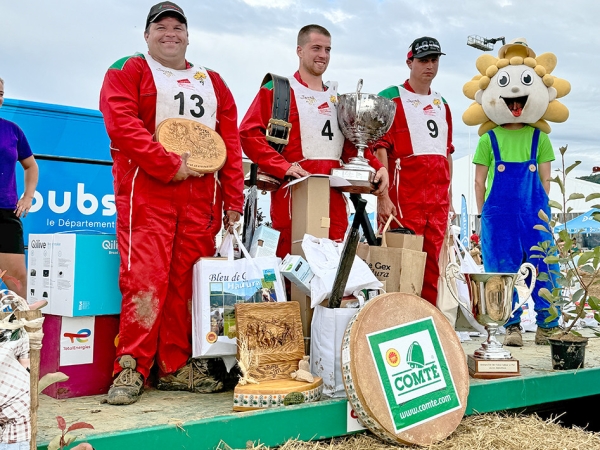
(2, 0, 599, 178)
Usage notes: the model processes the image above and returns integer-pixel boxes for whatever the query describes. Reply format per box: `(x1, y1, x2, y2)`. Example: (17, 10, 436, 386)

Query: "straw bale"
(244, 413, 600, 450)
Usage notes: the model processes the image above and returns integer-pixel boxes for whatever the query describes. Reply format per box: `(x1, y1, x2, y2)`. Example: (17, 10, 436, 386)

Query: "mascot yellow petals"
(462, 38, 570, 135)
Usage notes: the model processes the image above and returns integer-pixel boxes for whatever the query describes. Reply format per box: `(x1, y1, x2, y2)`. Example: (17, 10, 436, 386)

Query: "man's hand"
(377, 195, 397, 225)
(14, 195, 34, 218)
(285, 162, 310, 179)
(223, 210, 241, 233)
(371, 167, 389, 196)
(172, 153, 204, 182)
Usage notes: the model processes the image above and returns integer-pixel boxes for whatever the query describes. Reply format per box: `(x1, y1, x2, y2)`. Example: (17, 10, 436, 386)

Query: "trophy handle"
(445, 262, 473, 315)
(355, 78, 363, 97)
(510, 262, 537, 315)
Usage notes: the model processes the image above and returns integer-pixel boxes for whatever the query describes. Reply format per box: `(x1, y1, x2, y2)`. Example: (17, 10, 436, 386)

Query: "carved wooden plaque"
(155, 118, 227, 173)
(235, 302, 305, 381)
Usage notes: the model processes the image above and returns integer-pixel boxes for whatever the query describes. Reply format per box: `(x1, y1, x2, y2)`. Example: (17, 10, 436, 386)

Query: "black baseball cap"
(146, 2, 187, 29)
(407, 37, 445, 59)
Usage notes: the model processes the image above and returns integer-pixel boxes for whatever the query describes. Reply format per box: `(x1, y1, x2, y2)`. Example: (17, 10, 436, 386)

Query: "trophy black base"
(467, 354, 521, 379)
(331, 168, 376, 194)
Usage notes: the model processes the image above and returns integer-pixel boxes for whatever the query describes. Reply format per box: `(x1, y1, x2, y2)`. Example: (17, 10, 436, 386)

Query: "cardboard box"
(249, 225, 280, 258)
(291, 175, 330, 243)
(39, 314, 119, 399)
(27, 234, 121, 316)
(280, 254, 314, 296)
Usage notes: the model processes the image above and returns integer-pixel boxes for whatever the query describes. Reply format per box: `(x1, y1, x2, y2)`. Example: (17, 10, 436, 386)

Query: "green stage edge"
(39, 366, 600, 450)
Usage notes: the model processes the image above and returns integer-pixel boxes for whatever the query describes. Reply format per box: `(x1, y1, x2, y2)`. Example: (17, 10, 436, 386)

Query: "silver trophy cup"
(446, 263, 536, 360)
(332, 79, 396, 193)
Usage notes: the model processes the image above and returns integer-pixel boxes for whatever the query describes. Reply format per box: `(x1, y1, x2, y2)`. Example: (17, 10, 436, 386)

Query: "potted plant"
(532, 145, 600, 370)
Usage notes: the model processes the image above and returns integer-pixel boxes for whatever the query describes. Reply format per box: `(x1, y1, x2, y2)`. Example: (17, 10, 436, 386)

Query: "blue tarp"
(555, 209, 600, 233)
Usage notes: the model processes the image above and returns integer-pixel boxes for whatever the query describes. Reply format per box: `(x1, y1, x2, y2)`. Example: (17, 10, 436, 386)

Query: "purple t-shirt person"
(0, 118, 33, 210)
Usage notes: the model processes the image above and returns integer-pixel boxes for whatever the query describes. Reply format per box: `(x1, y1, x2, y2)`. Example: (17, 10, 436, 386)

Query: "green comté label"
(367, 317, 461, 433)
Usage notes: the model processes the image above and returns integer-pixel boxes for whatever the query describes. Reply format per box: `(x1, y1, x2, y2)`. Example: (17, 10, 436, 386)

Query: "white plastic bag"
(301, 234, 382, 308)
(310, 299, 363, 398)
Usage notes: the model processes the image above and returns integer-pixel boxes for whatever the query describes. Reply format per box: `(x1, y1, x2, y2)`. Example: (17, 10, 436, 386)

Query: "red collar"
(402, 79, 431, 95)
(294, 71, 328, 91)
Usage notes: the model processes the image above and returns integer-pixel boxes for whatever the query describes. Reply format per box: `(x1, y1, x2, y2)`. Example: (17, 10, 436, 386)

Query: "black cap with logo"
(407, 37, 445, 59)
(146, 2, 187, 29)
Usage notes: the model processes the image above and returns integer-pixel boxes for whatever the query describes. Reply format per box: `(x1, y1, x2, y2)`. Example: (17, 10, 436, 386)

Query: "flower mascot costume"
(463, 38, 570, 346)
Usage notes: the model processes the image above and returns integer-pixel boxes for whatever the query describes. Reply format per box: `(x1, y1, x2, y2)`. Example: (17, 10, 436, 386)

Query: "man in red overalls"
(100, 2, 244, 405)
(239, 24, 388, 259)
(375, 37, 455, 306)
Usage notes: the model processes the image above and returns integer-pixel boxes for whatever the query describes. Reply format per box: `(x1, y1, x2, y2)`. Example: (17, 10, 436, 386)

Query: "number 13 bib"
(289, 77, 344, 160)
(146, 53, 217, 130)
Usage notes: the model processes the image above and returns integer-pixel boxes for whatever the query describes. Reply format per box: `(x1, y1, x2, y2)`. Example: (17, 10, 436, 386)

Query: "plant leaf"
(544, 255, 560, 265)
(63, 434, 77, 446)
(571, 330, 582, 337)
(548, 200, 563, 211)
(47, 435, 62, 450)
(538, 209, 549, 223)
(577, 251, 594, 266)
(568, 193, 585, 201)
(588, 296, 600, 311)
(559, 144, 568, 155)
(537, 272, 549, 281)
(585, 193, 600, 202)
(534, 224, 551, 234)
(538, 288, 554, 302)
(565, 161, 581, 176)
(67, 422, 95, 433)
(56, 416, 66, 432)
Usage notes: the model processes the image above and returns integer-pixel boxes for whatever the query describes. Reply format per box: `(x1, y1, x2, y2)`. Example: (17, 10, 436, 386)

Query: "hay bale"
(246, 413, 600, 450)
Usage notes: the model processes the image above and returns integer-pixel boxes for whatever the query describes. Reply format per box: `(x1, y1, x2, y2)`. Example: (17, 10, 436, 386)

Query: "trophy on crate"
(332, 79, 396, 194)
(445, 262, 536, 379)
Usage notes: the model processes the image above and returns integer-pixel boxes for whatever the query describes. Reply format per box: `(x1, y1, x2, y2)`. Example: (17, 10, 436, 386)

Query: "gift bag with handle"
(192, 229, 286, 358)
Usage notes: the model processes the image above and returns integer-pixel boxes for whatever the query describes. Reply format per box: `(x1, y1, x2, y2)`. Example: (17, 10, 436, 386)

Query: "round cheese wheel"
(342, 292, 469, 445)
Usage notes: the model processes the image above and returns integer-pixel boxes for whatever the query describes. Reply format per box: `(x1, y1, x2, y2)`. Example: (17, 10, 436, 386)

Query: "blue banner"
(460, 194, 469, 249)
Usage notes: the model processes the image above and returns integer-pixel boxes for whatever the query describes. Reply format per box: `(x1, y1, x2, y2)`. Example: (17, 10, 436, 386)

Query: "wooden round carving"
(342, 292, 469, 446)
(155, 118, 227, 173)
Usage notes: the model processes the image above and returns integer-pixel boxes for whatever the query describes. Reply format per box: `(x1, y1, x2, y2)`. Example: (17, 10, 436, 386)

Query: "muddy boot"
(158, 359, 224, 393)
(535, 326, 560, 345)
(504, 324, 523, 347)
(107, 355, 145, 405)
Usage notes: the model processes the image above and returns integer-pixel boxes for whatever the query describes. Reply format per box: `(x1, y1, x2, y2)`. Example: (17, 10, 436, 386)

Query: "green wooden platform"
(36, 330, 600, 450)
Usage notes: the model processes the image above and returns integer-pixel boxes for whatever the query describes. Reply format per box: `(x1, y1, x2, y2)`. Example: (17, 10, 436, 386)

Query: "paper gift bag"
(382, 215, 424, 251)
(367, 216, 426, 295)
(310, 304, 360, 397)
(192, 230, 286, 358)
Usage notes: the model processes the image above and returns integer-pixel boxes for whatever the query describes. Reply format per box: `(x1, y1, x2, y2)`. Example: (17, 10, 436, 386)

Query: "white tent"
(452, 154, 600, 215)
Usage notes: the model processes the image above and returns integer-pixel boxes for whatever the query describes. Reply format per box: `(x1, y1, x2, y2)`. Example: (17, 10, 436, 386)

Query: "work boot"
(107, 355, 144, 405)
(157, 358, 225, 393)
(504, 324, 523, 347)
(535, 326, 560, 345)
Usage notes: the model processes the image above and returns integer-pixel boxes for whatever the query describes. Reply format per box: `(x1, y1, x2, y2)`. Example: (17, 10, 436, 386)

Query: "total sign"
(367, 317, 461, 434)
(60, 316, 95, 366)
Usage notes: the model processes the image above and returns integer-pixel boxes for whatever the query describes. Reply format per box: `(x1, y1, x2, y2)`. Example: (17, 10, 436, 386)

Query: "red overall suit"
(99, 54, 244, 379)
(239, 71, 383, 258)
(377, 80, 454, 306)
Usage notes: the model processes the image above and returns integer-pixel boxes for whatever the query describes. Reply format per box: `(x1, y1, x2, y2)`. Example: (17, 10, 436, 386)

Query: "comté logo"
(386, 348, 401, 367)
(64, 328, 91, 343)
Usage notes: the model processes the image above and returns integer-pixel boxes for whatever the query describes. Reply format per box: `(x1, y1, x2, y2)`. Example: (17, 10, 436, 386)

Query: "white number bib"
(398, 86, 448, 156)
(289, 76, 344, 160)
(146, 53, 218, 130)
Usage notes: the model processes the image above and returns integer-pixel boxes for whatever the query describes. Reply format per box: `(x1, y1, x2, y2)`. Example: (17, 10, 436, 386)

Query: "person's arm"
(15, 155, 38, 218)
(375, 147, 397, 223)
(474, 163, 489, 214)
(99, 57, 183, 183)
(239, 86, 299, 179)
(209, 71, 244, 219)
(447, 153, 454, 218)
(538, 162, 552, 194)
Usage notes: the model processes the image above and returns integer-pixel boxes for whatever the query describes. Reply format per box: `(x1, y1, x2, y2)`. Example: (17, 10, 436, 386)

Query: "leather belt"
(262, 73, 291, 153)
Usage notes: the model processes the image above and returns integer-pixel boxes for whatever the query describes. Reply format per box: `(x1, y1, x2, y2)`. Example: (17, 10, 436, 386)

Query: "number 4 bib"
(146, 53, 218, 130)
(289, 76, 344, 160)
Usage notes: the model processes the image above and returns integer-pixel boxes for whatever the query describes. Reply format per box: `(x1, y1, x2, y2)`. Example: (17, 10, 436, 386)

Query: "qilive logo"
(368, 317, 460, 433)
(102, 239, 118, 255)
